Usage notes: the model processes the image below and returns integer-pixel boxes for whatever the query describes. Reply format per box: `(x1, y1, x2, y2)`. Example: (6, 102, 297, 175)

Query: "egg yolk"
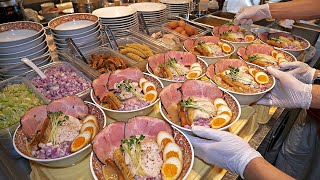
(84, 126, 93, 133)
(249, 69, 258, 77)
(216, 103, 224, 109)
(220, 111, 232, 116)
(212, 118, 227, 127)
(145, 86, 155, 92)
(162, 164, 178, 178)
(257, 75, 269, 82)
(145, 93, 156, 102)
(222, 44, 231, 53)
(73, 137, 85, 148)
(161, 138, 172, 147)
(187, 72, 199, 79)
(166, 151, 179, 159)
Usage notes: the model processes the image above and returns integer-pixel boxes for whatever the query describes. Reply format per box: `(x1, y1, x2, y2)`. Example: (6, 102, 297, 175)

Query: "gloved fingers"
(279, 61, 305, 69)
(256, 97, 273, 106)
(234, 11, 246, 25)
(184, 132, 212, 147)
(192, 126, 230, 141)
(266, 66, 286, 80)
(238, 19, 253, 25)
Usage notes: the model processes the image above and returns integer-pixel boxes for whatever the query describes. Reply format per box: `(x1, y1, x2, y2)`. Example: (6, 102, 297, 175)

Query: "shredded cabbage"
(0, 84, 44, 129)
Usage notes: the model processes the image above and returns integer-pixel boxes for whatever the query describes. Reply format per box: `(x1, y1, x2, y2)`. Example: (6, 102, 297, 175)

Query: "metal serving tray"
(25, 61, 94, 102)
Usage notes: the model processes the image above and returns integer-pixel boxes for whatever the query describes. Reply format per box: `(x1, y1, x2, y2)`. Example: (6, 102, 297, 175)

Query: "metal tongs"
(65, 37, 89, 64)
(104, 25, 119, 51)
(138, 12, 150, 35)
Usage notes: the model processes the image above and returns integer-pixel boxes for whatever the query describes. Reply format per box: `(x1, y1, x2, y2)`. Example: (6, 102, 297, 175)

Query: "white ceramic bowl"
(146, 58, 208, 87)
(92, 6, 137, 19)
(0, 46, 49, 63)
(49, 13, 99, 35)
(12, 101, 107, 167)
(159, 87, 241, 134)
(52, 24, 101, 39)
(183, 41, 235, 65)
(128, 2, 167, 12)
(0, 21, 44, 47)
(0, 40, 47, 59)
(90, 73, 163, 122)
(210, 63, 276, 105)
(54, 29, 100, 44)
(90, 125, 194, 180)
(0, 33, 46, 54)
(4, 57, 51, 76)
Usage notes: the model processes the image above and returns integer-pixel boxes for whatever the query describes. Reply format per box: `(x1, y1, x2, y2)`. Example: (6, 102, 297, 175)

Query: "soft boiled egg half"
(161, 157, 183, 180)
(163, 142, 183, 162)
(142, 81, 156, 94)
(71, 130, 92, 152)
(211, 114, 231, 129)
(213, 98, 227, 110)
(157, 131, 174, 149)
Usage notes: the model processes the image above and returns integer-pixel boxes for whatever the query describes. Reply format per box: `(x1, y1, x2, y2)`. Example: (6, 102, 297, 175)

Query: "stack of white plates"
(49, 13, 102, 52)
(92, 6, 139, 38)
(160, 0, 191, 18)
(129, 2, 168, 29)
(0, 21, 51, 79)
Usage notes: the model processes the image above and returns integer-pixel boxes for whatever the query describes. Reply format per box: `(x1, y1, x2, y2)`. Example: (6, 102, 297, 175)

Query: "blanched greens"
(0, 84, 44, 129)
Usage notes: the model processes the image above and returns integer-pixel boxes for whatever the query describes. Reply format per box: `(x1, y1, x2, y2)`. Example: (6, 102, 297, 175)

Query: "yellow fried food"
(126, 43, 154, 57)
(126, 53, 145, 62)
(120, 47, 146, 58)
(125, 44, 148, 57)
(113, 148, 134, 180)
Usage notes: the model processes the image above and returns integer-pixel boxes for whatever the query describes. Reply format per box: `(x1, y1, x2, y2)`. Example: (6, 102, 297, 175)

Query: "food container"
(251, 27, 311, 57)
(62, 47, 137, 76)
(25, 61, 93, 102)
(146, 55, 208, 87)
(162, 20, 210, 40)
(183, 36, 235, 65)
(0, 76, 47, 158)
(115, 35, 168, 54)
(90, 125, 194, 180)
(209, 62, 276, 105)
(134, 27, 185, 51)
(90, 73, 164, 121)
(13, 101, 107, 167)
(159, 82, 241, 134)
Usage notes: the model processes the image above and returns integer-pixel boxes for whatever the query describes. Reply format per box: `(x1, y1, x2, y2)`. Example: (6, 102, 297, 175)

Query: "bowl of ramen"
(257, 31, 310, 57)
(146, 51, 208, 87)
(206, 59, 276, 105)
(184, 36, 235, 65)
(212, 25, 256, 50)
(237, 43, 296, 68)
(159, 80, 241, 133)
(91, 68, 163, 121)
(90, 116, 194, 180)
(13, 96, 107, 167)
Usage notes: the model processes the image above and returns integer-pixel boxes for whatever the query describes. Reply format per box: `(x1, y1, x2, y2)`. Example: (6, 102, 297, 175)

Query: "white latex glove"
(185, 126, 262, 179)
(234, 4, 272, 25)
(279, 61, 316, 84)
(257, 67, 312, 109)
(276, 19, 295, 29)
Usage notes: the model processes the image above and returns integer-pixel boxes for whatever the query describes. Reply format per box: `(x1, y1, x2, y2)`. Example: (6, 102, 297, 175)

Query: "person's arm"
(311, 85, 320, 108)
(235, 0, 320, 25)
(186, 126, 294, 179)
(269, 0, 320, 20)
(244, 157, 294, 180)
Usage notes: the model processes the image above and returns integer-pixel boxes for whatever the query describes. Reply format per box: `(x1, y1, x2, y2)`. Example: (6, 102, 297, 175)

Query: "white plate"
(93, 6, 137, 18)
(129, 2, 166, 12)
(160, 0, 190, 4)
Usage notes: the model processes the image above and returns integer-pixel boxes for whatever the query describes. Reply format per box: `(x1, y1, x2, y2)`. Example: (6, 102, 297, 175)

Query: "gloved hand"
(185, 126, 261, 179)
(234, 4, 272, 25)
(279, 61, 316, 84)
(257, 67, 312, 109)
